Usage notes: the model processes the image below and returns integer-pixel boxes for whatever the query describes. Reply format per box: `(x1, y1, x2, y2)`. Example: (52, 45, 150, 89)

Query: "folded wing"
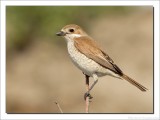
(74, 36, 123, 76)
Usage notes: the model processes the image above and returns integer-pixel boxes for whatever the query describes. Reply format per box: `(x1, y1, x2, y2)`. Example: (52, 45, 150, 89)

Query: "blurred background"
(6, 6, 153, 113)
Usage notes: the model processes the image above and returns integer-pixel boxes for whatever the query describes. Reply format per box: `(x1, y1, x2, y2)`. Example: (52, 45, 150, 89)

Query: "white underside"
(64, 35, 120, 79)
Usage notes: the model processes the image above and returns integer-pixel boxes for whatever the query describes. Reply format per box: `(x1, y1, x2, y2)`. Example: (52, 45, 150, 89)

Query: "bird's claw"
(84, 92, 93, 100)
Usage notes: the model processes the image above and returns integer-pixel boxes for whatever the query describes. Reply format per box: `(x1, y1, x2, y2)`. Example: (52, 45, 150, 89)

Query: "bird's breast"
(66, 39, 107, 77)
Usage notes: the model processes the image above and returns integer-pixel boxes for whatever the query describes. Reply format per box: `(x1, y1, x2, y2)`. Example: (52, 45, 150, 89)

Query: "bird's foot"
(84, 91, 93, 100)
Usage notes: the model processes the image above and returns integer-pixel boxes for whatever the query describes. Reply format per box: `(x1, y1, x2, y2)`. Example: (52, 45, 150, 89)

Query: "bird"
(56, 24, 147, 98)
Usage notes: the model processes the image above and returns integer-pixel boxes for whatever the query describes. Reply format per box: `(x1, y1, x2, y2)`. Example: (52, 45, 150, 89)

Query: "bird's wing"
(74, 36, 123, 75)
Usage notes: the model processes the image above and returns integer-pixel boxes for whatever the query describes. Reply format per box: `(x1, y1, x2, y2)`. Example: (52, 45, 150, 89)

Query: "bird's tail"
(121, 74, 148, 92)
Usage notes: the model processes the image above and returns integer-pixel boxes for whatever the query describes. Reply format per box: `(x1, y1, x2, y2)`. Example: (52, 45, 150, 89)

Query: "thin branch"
(54, 101, 63, 113)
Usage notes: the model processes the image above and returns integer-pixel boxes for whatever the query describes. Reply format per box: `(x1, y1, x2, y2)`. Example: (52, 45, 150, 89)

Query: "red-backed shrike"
(56, 24, 147, 97)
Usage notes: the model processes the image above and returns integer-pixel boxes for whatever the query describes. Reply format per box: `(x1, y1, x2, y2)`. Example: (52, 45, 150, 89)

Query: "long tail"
(121, 74, 148, 91)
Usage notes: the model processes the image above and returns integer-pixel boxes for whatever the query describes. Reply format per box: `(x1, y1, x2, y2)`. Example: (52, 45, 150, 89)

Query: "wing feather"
(74, 36, 123, 75)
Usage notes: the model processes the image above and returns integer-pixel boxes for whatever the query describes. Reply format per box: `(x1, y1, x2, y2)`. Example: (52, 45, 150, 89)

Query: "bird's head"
(56, 24, 87, 39)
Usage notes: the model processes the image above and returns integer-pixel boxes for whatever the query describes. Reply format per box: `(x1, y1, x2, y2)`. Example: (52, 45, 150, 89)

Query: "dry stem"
(55, 101, 63, 113)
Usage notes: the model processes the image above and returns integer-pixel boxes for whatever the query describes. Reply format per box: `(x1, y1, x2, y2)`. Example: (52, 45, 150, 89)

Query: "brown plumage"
(121, 74, 147, 91)
(74, 36, 147, 91)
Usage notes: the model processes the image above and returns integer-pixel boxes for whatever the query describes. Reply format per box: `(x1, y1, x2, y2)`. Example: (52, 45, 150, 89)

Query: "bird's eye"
(69, 29, 74, 33)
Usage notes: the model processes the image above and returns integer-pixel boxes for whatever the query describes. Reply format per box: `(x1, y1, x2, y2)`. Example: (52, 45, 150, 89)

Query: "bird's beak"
(56, 31, 66, 36)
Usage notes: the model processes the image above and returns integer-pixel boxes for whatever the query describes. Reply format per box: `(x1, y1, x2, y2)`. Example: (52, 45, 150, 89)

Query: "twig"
(54, 101, 63, 113)
(85, 75, 90, 113)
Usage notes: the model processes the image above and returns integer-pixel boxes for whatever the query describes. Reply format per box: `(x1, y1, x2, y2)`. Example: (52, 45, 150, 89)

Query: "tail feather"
(121, 74, 148, 91)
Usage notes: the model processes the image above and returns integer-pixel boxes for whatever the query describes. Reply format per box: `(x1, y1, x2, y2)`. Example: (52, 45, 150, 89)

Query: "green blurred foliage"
(6, 6, 132, 53)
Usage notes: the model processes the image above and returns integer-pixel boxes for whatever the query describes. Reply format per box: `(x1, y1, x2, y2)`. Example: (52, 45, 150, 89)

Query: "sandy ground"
(6, 8, 153, 113)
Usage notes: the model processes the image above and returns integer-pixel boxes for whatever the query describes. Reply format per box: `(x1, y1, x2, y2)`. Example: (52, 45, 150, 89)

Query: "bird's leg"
(84, 74, 93, 100)
(85, 74, 90, 113)
(84, 74, 98, 100)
